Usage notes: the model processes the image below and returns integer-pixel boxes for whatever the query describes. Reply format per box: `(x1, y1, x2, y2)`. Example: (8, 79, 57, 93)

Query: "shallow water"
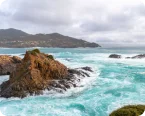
(0, 47, 145, 116)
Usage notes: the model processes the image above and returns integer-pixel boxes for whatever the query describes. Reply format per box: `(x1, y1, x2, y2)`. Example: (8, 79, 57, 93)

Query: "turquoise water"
(0, 47, 145, 116)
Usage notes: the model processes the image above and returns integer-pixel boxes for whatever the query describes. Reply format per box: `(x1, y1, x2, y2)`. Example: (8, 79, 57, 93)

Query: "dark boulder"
(109, 54, 121, 59)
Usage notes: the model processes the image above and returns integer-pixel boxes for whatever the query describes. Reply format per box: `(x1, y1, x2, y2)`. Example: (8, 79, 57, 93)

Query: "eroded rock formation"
(0, 49, 92, 98)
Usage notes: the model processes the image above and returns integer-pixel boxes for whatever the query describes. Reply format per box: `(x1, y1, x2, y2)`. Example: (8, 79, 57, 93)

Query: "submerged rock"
(65, 58, 72, 62)
(0, 49, 92, 98)
(0, 55, 22, 75)
(125, 57, 131, 59)
(109, 54, 121, 59)
(110, 105, 145, 116)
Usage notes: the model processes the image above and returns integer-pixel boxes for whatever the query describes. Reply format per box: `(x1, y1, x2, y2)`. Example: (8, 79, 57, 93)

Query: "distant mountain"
(0, 28, 29, 38)
(0, 28, 101, 48)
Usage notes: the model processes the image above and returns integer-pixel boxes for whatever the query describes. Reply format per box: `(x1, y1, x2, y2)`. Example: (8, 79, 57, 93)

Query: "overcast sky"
(0, 0, 145, 47)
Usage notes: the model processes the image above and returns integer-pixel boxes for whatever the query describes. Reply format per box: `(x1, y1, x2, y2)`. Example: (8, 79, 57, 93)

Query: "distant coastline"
(0, 28, 101, 48)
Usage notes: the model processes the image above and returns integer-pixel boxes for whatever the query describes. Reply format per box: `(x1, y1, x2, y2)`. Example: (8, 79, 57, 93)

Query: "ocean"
(0, 47, 145, 116)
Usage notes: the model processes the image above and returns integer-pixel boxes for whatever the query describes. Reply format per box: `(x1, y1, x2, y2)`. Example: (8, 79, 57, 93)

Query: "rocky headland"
(0, 49, 92, 98)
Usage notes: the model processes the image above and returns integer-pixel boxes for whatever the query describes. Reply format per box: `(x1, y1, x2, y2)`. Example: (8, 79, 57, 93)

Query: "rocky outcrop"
(109, 54, 121, 59)
(0, 55, 22, 75)
(110, 105, 145, 116)
(126, 54, 145, 59)
(0, 49, 92, 98)
(109, 54, 145, 59)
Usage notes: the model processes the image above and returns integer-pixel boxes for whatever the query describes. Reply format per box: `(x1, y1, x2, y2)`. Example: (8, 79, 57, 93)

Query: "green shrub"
(110, 105, 145, 116)
(47, 55, 54, 60)
(28, 49, 40, 55)
(32, 49, 40, 53)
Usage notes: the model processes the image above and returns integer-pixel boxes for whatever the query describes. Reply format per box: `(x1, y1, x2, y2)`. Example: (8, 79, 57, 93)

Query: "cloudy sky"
(0, 0, 145, 47)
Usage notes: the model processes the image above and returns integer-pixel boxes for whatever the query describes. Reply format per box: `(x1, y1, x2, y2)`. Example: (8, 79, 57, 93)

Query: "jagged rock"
(109, 54, 121, 59)
(110, 105, 145, 116)
(0, 55, 22, 75)
(126, 54, 145, 59)
(0, 49, 92, 98)
(80, 66, 93, 72)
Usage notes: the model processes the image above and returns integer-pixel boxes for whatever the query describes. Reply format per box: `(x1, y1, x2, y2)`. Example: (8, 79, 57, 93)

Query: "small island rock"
(109, 54, 121, 59)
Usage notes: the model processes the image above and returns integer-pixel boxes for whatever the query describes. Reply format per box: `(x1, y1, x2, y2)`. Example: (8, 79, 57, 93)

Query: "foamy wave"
(41, 68, 99, 98)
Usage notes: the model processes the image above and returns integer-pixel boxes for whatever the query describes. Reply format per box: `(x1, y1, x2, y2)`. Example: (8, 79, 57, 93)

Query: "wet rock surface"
(0, 49, 92, 98)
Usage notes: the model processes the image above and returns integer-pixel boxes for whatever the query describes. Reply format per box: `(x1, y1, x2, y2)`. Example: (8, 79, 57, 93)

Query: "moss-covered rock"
(31, 49, 40, 53)
(27, 49, 40, 55)
(110, 105, 145, 116)
(47, 55, 54, 60)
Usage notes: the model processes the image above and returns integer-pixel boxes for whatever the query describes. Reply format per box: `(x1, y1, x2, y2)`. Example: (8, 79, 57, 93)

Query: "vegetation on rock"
(110, 105, 145, 116)
(27, 49, 40, 56)
(47, 55, 54, 60)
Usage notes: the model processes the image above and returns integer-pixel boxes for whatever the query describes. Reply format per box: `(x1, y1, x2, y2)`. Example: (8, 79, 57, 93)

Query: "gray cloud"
(0, 0, 145, 47)
(12, 0, 73, 26)
(80, 15, 132, 32)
